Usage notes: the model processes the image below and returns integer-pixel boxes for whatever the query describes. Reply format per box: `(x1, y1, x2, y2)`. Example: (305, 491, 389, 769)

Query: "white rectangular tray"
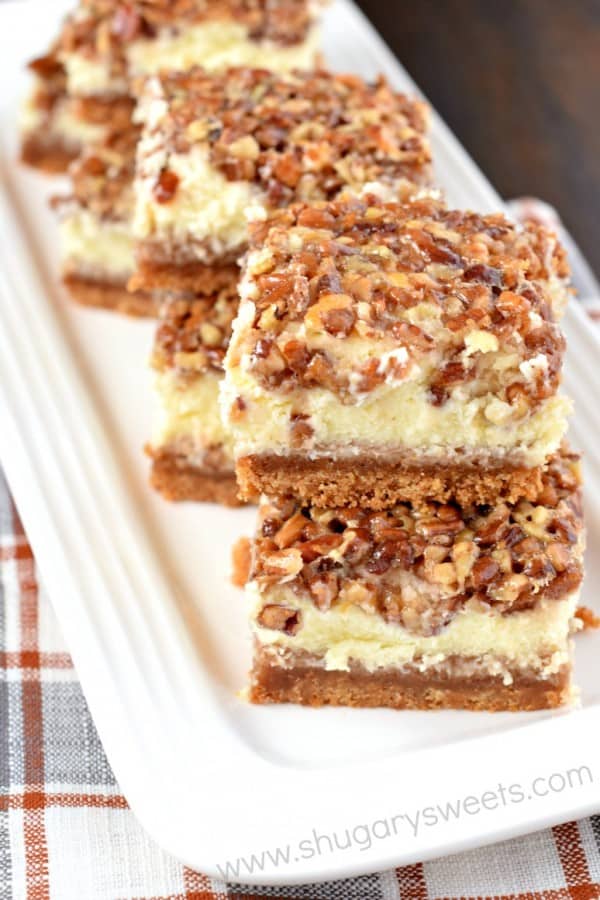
(1, 0, 599, 885)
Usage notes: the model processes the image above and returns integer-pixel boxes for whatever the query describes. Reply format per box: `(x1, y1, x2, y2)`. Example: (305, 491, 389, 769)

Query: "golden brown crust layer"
(236, 453, 545, 508)
(20, 133, 77, 174)
(63, 274, 158, 317)
(129, 258, 239, 295)
(149, 449, 243, 506)
(250, 650, 571, 711)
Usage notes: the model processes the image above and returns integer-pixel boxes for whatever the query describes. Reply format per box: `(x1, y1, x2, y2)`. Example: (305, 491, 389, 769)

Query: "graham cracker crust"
(236, 453, 543, 509)
(250, 650, 571, 712)
(21, 134, 77, 174)
(150, 449, 243, 506)
(129, 259, 239, 295)
(63, 274, 158, 317)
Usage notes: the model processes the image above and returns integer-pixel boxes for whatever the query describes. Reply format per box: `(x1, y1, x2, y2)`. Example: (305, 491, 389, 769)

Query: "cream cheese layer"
(250, 584, 577, 680)
(134, 143, 261, 260)
(21, 95, 107, 146)
(59, 52, 128, 98)
(128, 22, 321, 78)
(223, 260, 570, 463)
(60, 22, 320, 98)
(59, 211, 135, 279)
(221, 367, 570, 466)
(153, 369, 232, 455)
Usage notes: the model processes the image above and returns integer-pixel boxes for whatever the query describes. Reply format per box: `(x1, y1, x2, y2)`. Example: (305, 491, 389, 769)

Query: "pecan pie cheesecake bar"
(21, 50, 71, 172)
(21, 49, 131, 173)
(246, 449, 584, 710)
(131, 67, 432, 295)
(149, 289, 241, 504)
(58, 0, 323, 98)
(223, 195, 572, 509)
(21, 0, 324, 174)
(53, 126, 155, 315)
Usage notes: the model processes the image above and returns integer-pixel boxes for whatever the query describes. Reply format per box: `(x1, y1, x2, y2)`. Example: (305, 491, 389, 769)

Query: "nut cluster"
(153, 288, 239, 375)
(145, 67, 431, 209)
(235, 195, 568, 407)
(252, 450, 583, 637)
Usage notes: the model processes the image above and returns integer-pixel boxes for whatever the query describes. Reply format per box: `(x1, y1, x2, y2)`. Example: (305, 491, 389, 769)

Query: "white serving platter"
(1, 0, 599, 885)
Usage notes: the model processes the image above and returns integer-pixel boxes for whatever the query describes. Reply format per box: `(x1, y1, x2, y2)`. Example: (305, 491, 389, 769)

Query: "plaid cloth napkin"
(2, 200, 600, 899)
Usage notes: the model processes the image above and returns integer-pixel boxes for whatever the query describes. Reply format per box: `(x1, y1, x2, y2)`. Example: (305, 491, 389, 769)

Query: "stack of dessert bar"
(20, 2, 586, 713)
(222, 195, 585, 711)
(131, 67, 432, 503)
(22, 0, 325, 312)
(51, 123, 152, 314)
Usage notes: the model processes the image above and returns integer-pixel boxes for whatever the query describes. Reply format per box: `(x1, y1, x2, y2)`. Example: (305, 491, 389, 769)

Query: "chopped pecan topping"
(153, 286, 239, 375)
(546, 541, 570, 572)
(308, 571, 339, 610)
(28, 51, 65, 83)
(273, 511, 308, 549)
(429, 361, 472, 406)
(231, 537, 252, 588)
(56, 123, 139, 222)
(575, 607, 600, 631)
(153, 169, 180, 204)
(234, 194, 569, 406)
(257, 605, 301, 635)
(71, 0, 318, 48)
(470, 556, 500, 588)
(25, 44, 68, 120)
(229, 396, 247, 421)
(250, 450, 583, 634)
(141, 67, 431, 210)
(260, 548, 303, 581)
(56, 0, 320, 94)
(112, 4, 144, 41)
(289, 413, 314, 450)
(305, 293, 356, 337)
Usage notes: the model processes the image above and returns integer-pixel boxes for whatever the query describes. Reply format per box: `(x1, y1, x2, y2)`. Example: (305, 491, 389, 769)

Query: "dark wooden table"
(357, 0, 600, 278)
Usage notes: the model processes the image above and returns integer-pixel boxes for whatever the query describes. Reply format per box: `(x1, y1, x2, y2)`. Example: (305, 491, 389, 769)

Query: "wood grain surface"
(357, 0, 600, 276)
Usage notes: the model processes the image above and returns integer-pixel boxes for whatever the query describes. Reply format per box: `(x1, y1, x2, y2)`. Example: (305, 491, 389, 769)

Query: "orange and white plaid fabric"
(2, 473, 600, 899)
